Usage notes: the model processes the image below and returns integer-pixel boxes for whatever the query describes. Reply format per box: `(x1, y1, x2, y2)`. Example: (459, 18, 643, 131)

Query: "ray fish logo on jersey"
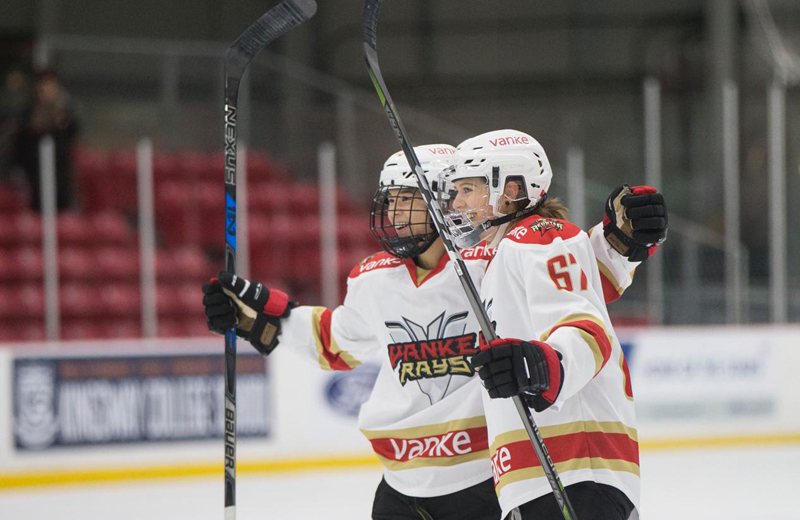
(530, 218, 563, 236)
(385, 311, 478, 386)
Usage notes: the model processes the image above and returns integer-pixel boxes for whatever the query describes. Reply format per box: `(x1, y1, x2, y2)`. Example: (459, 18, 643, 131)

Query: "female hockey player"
(202, 139, 666, 519)
(438, 129, 666, 520)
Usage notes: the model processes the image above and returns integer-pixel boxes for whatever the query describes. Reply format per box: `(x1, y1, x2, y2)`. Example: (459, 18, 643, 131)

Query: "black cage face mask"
(369, 186, 438, 259)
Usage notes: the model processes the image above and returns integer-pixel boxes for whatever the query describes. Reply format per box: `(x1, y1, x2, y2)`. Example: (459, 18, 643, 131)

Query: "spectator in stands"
(17, 68, 79, 211)
(0, 67, 29, 182)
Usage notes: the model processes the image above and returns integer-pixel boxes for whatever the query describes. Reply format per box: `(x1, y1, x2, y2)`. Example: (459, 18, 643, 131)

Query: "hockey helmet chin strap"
(453, 193, 548, 249)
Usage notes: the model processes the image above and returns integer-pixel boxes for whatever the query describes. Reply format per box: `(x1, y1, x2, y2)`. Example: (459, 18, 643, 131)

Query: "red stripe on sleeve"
(318, 308, 353, 371)
(600, 271, 621, 304)
(549, 319, 612, 374)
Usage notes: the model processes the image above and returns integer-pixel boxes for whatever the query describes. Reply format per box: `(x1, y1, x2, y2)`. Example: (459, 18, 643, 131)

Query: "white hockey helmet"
(378, 144, 456, 188)
(370, 144, 456, 258)
(438, 129, 553, 247)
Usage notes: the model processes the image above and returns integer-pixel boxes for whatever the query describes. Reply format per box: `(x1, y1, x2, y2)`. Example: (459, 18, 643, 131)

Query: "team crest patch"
(530, 218, 563, 236)
(387, 333, 478, 385)
(384, 311, 478, 388)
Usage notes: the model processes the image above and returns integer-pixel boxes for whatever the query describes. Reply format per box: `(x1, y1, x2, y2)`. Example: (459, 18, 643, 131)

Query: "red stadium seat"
(57, 213, 93, 246)
(336, 214, 372, 246)
(153, 152, 179, 179)
(156, 247, 210, 281)
(97, 283, 140, 316)
(13, 213, 42, 244)
(0, 216, 14, 246)
(195, 182, 220, 211)
(158, 317, 208, 338)
(246, 150, 274, 181)
(201, 153, 224, 180)
(0, 251, 13, 282)
(176, 283, 203, 315)
(59, 248, 95, 281)
(102, 319, 141, 339)
(74, 147, 108, 177)
(0, 183, 24, 214)
(287, 181, 320, 213)
(60, 283, 97, 318)
(108, 150, 137, 178)
(248, 182, 292, 215)
(0, 287, 14, 318)
(13, 248, 44, 281)
(61, 320, 102, 340)
(91, 212, 134, 245)
(107, 151, 139, 212)
(176, 151, 210, 179)
(96, 247, 140, 280)
(171, 247, 211, 280)
(17, 284, 45, 318)
(0, 319, 45, 342)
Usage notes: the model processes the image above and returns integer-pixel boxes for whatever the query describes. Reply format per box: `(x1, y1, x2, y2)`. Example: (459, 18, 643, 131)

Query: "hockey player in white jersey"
(202, 142, 666, 519)
(438, 129, 665, 519)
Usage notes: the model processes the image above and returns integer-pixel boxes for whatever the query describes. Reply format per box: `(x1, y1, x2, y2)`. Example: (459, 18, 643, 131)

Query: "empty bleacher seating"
(1, 144, 372, 342)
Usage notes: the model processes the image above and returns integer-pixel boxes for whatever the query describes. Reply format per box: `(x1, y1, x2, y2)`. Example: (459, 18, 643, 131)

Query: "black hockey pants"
(508, 481, 635, 520)
(372, 477, 501, 520)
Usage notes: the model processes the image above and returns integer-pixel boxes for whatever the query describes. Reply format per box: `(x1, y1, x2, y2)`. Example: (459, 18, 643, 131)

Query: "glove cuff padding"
(263, 289, 289, 317)
(535, 341, 562, 405)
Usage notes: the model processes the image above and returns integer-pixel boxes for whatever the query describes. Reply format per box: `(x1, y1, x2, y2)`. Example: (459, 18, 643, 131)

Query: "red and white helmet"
(371, 144, 456, 258)
(438, 129, 553, 247)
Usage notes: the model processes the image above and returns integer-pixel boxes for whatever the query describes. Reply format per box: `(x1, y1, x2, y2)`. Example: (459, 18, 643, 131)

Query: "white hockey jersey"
(279, 222, 639, 499)
(479, 215, 639, 518)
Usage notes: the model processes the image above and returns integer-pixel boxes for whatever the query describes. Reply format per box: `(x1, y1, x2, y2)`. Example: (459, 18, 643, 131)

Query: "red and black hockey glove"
(604, 185, 668, 262)
(202, 271, 295, 355)
(470, 338, 564, 412)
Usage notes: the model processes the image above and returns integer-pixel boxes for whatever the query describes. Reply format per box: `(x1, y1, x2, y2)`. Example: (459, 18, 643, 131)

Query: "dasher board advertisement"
(13, 352, 270, 451)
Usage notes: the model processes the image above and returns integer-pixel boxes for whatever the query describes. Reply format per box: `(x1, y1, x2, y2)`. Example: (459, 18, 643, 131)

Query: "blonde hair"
(533, 196, 569, 220)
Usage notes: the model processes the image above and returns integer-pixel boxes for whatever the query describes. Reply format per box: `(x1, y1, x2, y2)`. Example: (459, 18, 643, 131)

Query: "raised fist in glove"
(201, 271, 294, 355)
(470, 338, 564, 412)
(604, 185, 668, 262)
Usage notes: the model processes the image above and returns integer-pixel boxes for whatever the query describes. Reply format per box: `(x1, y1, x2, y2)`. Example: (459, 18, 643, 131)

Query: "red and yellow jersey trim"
(596, 259, 624, 303)
(490, 421, 639, 494)
(402, 250, 450, 287)
(348, 252, 404, 279)
(541, 313, 613, 377)
(620, 351, 634, 401)
(361, 416, 490, 471)
(310, 307, 361, 371)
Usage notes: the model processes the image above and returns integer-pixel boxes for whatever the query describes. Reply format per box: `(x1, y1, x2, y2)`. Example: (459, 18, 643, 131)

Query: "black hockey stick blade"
(225, 0, 317, 82)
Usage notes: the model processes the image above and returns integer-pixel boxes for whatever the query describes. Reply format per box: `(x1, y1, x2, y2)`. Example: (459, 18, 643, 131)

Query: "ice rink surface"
(2, 445, 799, 519)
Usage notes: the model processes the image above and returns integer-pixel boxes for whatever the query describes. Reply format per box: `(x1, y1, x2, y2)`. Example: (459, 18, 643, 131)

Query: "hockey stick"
(361, 1, 577, 518)
(222, 1, 316, 519)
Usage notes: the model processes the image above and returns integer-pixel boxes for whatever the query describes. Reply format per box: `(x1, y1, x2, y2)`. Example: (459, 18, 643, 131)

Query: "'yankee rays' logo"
(385, 311, 478, 404)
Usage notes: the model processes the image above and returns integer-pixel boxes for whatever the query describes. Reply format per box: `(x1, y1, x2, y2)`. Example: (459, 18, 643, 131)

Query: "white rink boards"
(2, 445, 799, 520)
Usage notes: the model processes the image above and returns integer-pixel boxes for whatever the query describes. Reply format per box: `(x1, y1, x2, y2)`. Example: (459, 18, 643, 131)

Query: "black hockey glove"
(201, 271, 295, 355)
(471, 338, 564, 413)
(603, 185, 668, 262)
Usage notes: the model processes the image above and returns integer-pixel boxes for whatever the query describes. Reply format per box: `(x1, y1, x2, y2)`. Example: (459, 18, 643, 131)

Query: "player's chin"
(395, 224, 412, 237)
